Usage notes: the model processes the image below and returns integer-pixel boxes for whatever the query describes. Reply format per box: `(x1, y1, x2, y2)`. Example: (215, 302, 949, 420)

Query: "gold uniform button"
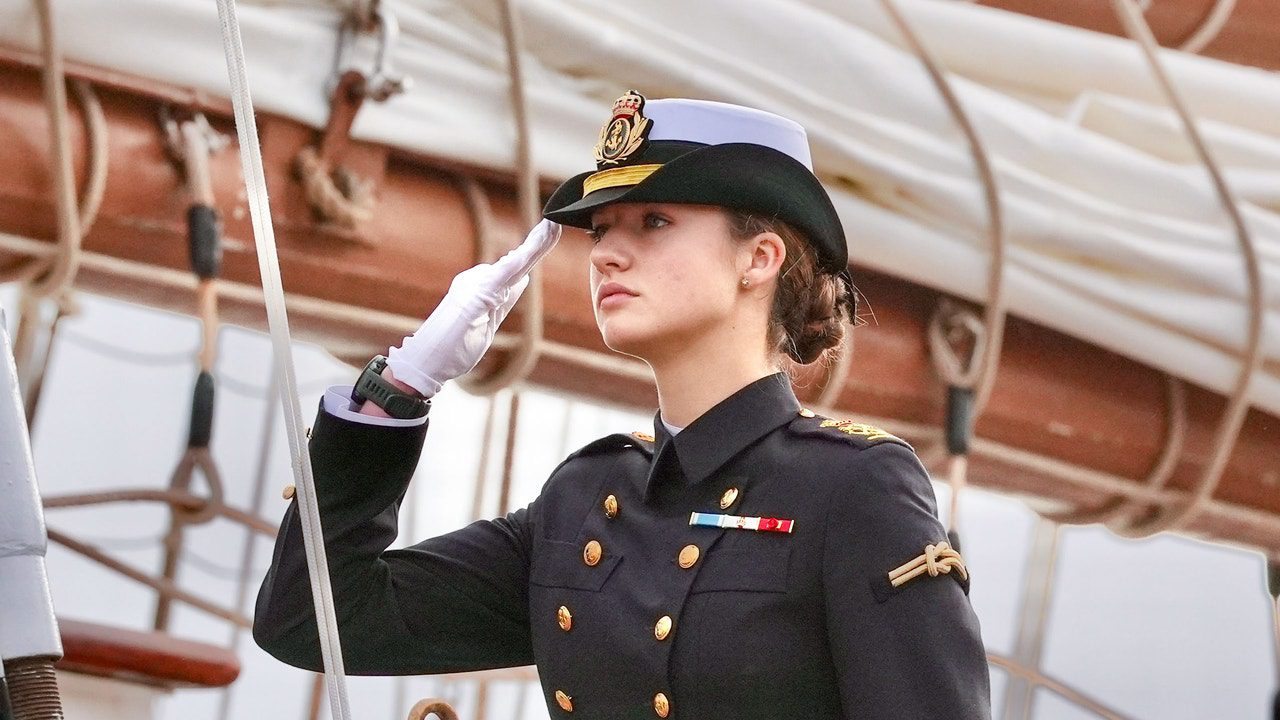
(798, 408, 816, 417)
(654, 615, 673, 641)
(281, 484, 296, 500)
(604, 494, 619, 519)
(557, 605, 573, 632)
(583, 540, 603, 567)
(653, 692, 670, 718)
(678, 544, 700, 569)
(555, 690, 574, 712)
(719, 487, 739, 509)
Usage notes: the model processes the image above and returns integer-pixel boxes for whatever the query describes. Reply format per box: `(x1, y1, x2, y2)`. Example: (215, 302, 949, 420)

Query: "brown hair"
(724, 210, 860, 366)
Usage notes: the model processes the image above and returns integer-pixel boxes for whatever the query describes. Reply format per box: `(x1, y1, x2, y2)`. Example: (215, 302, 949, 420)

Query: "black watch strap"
(350, 355, 431, 419)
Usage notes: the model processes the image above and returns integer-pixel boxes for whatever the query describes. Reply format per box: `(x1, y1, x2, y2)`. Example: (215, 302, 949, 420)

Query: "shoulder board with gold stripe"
(788, 409, 912, 451)
(565, 432, 654, 462)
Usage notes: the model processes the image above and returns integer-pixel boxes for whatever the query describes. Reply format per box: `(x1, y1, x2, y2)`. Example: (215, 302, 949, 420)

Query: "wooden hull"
(980, 0, 1280, 70)
(0, 54, 1276, 557)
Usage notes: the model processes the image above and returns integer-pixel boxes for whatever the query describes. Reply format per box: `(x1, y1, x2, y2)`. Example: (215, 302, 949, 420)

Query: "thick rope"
(985, 653, 1137, 720)
(293, 145, 376, 229)
(155, 117, 229, 632)
(407, 698, 460, 720)
(71, 79, 109, 236)
(1177, 0, 1237, 54)
(9, 11, 106, 429)
(454, 0, 544, 396)
(0, 78, 105, 287)
(873, 1, 1007, 417)
(1104, 0, 1265, 537)
(213, 2, 352, 718)
(26, 0, 83, 300)
(45, 527, 253, 628)
(876, 0, 1008, 545)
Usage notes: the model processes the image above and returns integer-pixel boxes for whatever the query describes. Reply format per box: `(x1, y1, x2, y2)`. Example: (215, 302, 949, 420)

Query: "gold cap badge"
(593, 90, 653, 166)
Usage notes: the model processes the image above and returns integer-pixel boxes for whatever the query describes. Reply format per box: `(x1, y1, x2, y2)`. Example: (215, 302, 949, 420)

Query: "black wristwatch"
(350, 355, 431, 419)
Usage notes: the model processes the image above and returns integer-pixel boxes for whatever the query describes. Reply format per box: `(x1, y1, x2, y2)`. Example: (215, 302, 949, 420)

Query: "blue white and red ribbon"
(689, 511, 794, 533)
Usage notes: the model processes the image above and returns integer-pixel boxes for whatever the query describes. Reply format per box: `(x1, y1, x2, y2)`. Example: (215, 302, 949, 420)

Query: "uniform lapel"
(642, 372, 800, 503)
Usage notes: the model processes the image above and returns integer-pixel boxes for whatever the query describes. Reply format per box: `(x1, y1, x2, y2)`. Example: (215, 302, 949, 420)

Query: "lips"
(596, 282, 638, 305)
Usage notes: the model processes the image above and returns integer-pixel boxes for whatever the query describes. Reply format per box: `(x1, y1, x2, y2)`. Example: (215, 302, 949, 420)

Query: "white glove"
(386, 219, 562, 398)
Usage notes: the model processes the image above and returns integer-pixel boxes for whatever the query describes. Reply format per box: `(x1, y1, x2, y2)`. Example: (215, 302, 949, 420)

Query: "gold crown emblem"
(593, 90, 653, 166)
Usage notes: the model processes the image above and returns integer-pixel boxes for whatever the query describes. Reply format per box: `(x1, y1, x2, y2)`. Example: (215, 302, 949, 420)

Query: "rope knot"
(925, 542, 943, 576)
(888, 540, 969, 588)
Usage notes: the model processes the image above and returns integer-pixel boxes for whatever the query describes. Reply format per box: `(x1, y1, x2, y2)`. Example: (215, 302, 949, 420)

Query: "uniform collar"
(644, 372, 800, 499)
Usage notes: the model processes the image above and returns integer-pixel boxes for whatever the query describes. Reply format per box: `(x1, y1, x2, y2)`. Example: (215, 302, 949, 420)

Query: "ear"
(742, 231, 786, 286)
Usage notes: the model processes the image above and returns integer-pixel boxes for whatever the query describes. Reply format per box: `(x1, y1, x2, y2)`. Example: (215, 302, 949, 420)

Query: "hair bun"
(726, 210, 855, 367)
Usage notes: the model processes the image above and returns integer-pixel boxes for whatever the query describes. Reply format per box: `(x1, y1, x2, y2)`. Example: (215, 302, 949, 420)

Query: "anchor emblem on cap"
(593, 89, 652, 166)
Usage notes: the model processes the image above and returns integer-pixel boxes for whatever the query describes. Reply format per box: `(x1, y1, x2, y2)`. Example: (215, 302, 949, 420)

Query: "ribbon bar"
(689, 512, 795, 533)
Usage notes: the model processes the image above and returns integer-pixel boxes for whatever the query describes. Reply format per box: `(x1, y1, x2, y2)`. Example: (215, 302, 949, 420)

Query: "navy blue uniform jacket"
(254, 372, 992, 719)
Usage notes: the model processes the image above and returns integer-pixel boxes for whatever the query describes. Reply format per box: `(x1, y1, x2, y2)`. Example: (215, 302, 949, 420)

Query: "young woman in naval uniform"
(255, 90, 992, 720)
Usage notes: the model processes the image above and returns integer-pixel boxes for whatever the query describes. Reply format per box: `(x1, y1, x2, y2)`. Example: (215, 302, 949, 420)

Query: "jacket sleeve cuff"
(322, 385, 430, 427)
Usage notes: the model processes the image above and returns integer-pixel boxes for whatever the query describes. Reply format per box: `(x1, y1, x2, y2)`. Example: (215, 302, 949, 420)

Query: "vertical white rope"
(211, 2, 352, 719)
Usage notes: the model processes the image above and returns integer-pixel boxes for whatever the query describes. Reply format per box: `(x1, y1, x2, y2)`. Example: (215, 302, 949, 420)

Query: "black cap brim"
(543, 142, 847, 274)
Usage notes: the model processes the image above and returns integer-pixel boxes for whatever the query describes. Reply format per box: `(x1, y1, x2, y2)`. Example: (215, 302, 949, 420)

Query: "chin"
(596, 316, 661, 360)
(598, 314, 708, 363)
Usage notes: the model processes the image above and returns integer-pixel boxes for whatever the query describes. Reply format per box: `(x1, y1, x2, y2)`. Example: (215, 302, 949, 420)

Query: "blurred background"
(0, 1, 1278, 719)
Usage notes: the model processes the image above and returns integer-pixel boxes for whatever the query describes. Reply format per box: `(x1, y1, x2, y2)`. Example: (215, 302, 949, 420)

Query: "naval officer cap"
(543, 90, 848, 276)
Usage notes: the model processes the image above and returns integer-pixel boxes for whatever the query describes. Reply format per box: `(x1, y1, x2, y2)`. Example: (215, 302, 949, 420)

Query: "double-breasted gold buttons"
(603, 494, 619, 518)
(583, 540, 603, 566)
(719, 487, 739, 509)
(653, 692, 670, 718)
(555, 690, 574, 712)
(654, 615, 673, 641)
(557, 605, 573, 632)
(678, 544, 700, 569)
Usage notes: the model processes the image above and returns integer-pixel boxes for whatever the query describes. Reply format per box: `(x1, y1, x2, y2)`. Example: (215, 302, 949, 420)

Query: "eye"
(644, 213, 670, 230)
(587, 224, 608, 243)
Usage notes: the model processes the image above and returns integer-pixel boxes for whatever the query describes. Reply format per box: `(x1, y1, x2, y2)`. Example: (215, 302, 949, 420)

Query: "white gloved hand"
(386, 219, 562, 398)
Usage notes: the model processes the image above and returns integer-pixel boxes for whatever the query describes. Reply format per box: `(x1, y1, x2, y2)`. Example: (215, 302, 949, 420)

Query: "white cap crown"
(645, 98, 813, 170)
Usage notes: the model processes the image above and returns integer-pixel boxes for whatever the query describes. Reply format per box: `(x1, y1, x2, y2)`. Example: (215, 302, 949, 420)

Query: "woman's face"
(587, 202, 743, 361)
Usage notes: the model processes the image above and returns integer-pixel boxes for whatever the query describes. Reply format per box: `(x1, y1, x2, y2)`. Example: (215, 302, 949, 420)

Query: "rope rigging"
(153, 111, 231, 633)
(875, 0, 1009, 558)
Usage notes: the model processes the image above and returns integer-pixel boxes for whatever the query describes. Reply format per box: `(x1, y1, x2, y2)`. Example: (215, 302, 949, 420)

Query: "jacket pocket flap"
(530, 538, 622, 591)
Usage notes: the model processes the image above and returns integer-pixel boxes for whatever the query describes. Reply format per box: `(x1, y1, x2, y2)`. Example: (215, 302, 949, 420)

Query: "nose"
(589, 227, 631, 277)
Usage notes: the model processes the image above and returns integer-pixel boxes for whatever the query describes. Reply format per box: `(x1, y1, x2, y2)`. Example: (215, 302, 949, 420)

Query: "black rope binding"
(944, 384, 975, 555)
(188, 370, 215, 448)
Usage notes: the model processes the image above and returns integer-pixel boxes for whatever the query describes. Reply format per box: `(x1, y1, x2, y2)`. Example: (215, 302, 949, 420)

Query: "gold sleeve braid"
(888, 541, 968, 588)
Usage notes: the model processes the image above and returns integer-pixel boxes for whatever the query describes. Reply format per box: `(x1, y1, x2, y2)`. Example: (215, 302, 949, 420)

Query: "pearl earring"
(740, 277, 750, 288)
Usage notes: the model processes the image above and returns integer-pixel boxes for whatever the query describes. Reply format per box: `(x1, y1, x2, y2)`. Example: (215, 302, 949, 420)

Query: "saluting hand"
(386, 219, 562, 397)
